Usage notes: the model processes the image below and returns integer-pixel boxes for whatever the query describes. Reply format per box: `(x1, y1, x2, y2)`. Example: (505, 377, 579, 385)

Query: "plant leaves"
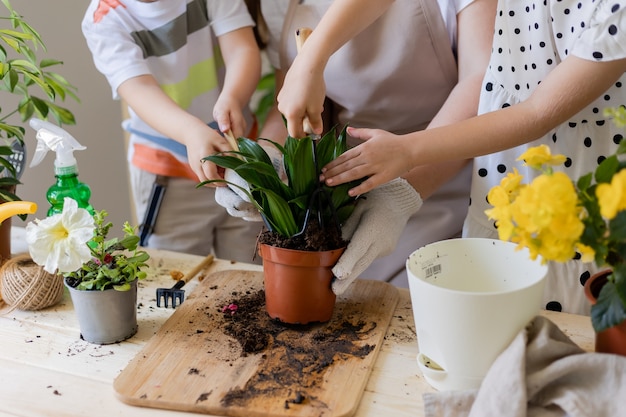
(591, 278, 626, 332)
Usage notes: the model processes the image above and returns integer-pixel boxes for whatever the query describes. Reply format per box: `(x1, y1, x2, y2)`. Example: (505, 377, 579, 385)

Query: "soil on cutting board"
(213, 288, 377, 409)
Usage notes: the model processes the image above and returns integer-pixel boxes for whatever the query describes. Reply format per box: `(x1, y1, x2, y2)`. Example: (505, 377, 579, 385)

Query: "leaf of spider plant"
(202, 154, 245, 170)
(335, 204, 356, 226)
(335, 124, 349, 158)
(315, 127, 337, 169)
(327, 182, 353, 209)
(236, 162, 294, 199)
(237, 137, 273, 165)
(286, 136, 316, 196)
(254, 188, 299, 237)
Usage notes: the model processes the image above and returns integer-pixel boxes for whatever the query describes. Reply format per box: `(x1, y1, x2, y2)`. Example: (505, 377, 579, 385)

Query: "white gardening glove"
(215, 169, 262, 221)
(214, 143, 287, 222)
(332, 178, 423, 295)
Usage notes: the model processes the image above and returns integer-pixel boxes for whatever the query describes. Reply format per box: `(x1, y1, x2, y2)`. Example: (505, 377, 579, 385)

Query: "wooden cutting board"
(114, 270, 399, 417)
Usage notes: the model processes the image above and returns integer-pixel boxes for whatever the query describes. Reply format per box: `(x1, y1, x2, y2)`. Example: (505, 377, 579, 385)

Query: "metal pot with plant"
(202, 125, 363, 324)
(25, 197, 150, 344)
(0, 0, 78, 260)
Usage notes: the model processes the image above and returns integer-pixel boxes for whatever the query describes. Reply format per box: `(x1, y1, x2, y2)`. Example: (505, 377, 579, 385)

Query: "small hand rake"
(156, 254, 214, 308)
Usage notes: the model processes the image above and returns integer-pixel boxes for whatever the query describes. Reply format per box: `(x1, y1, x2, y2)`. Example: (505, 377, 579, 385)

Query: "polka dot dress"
(464, 0, 626, 316)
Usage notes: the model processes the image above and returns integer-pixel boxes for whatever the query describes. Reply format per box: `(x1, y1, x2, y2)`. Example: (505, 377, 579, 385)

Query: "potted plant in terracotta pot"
(485, 107, 626, 355)
(0, 0, 78, 261)
(202, 125, 362, 325)
(25, 197, 150, 344)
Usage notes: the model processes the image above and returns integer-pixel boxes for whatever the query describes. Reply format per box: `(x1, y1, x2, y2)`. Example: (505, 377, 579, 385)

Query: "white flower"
(26, 198, 95, 274)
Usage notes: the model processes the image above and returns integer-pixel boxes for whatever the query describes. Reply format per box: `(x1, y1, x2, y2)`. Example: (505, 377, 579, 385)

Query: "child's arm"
(276, 0, 394, 138)
(213, 26, 261, 137)
(323, 55, 626, 196)
(117, 75, 230, 183)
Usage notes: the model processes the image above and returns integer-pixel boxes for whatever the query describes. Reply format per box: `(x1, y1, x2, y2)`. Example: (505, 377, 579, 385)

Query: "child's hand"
(185, 125, 232, 183)
(321, 126, 414, 196)
(277, 54, 326, 139)
(213, 96, 248, 141)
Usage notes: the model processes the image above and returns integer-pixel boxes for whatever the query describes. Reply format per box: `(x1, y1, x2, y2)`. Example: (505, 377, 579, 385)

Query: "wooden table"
(0, 248, 594, 417)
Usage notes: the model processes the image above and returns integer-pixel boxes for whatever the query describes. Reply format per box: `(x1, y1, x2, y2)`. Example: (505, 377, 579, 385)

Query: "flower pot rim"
(584, 269, 613, 304)
(258, 242, 346, 254)
(64, 277, 138, 292)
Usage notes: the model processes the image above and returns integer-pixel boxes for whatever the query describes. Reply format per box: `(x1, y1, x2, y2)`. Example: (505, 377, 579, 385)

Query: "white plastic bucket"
(406, 238, 547, 391)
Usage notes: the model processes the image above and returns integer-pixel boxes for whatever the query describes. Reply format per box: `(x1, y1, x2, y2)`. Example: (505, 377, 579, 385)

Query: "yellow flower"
(576, 243, 596, 263)
(486, 169, 584, 264)
(517, 144, 567, 170)
(596, 169, 626, 220)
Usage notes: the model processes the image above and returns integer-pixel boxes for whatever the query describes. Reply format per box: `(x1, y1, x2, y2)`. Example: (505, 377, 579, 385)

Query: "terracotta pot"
(584, 269, 626, 356)
(258, 243, 345, 325)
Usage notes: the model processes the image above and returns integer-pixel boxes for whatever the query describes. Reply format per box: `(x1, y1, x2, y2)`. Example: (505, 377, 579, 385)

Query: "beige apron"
(277, 0, 471, 285)
(279, 0, 458, 137)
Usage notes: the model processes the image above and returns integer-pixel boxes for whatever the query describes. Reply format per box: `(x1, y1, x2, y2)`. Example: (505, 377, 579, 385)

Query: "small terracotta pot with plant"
(202, 125, 362, 324)
(485, 106, 626, 355)
(25, 197, 150, 344)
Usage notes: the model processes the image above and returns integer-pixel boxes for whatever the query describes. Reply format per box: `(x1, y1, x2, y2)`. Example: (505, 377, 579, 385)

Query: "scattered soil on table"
(214, 288, 377, 409)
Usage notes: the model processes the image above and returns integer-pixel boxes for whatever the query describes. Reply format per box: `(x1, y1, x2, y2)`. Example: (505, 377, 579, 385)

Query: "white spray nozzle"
(28, 118, 86, 169)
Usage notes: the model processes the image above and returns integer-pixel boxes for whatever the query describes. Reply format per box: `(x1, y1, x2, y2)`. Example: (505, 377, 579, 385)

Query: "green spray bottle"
(29, 118, 94, 216)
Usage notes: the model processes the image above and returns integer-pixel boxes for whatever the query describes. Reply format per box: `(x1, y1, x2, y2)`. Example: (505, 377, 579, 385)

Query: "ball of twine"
(0, 254, 64, 312)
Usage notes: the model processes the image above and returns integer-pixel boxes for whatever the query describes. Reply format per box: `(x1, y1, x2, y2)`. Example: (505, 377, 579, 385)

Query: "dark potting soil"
(216, 288, 377, 409)
(257, 217, 346, 252)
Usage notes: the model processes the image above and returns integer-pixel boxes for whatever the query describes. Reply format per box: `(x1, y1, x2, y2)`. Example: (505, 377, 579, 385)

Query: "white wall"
(12, 1, 132, 231)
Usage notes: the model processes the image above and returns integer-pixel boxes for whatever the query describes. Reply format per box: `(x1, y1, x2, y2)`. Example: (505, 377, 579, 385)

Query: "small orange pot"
(258, 243, 345, 325)
(584, 269, 626, 356)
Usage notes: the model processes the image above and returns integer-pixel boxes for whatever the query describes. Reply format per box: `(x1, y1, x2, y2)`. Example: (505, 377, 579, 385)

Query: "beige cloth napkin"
(423, 316, 626, 417)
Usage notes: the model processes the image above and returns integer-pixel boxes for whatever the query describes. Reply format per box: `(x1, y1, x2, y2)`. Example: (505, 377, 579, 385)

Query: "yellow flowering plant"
(485, 107, 626, 333)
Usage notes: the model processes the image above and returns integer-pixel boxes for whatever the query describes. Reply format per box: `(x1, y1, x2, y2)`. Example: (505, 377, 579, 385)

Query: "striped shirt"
(82, 0, 255, 179)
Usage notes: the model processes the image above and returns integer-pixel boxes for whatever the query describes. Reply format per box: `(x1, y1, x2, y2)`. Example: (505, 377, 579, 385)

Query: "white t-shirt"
(82, 0, 254, 167)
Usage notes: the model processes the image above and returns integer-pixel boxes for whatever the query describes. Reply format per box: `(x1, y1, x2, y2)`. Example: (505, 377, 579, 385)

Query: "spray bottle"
(29, 118, 94, 216)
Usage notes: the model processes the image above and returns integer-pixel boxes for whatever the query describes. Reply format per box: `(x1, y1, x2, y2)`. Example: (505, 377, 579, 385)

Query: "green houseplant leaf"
(201, 125, 363, 244)
(0, 0, 78, 205)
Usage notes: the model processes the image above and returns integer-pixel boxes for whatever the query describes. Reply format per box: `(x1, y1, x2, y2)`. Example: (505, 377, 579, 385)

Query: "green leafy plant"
(486, 106, 626, 333)
(64, 210, 150, 291)
(202, 125, 362, 244)
(0, 0, 78, 202)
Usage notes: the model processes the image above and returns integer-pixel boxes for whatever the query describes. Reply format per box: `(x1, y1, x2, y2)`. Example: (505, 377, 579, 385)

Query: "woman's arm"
(276, 0, 394, 138)
(401, 0, 496, 199)
(213, 26, 262, 138)
(323, 55, 626, 196)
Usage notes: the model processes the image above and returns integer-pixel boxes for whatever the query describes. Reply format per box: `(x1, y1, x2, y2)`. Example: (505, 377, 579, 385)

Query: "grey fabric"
(423, 316, 626, 417)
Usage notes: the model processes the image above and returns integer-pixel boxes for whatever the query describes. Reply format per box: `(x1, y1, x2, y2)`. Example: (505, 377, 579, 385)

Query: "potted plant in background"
(0, 0, 78, 261)
(26, 197, 150, 344)
(485, 106, 626, 355)
(202, 125, 362, 325)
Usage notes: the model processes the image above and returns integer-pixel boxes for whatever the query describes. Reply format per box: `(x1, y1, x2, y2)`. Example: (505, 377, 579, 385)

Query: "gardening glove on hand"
(215, 143, 287, 222)
(332, 178, 423, 295)
(214, 169, 262, 221)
